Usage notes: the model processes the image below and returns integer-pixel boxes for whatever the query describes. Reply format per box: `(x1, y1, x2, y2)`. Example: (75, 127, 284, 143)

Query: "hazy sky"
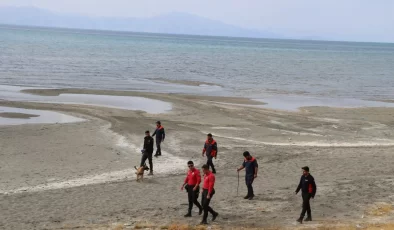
(1, 0, 393, 42)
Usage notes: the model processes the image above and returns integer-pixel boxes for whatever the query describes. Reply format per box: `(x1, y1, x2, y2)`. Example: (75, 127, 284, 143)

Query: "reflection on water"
(0, 85, 172, 114)
(0, 106, 85, 126)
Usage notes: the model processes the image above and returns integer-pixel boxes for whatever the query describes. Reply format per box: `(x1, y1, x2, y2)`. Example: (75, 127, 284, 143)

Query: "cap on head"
(156, 121, 161, 125)
(302, 166, 310, 172)
(243, 151, 250, 157)
(145, 130, 150, 134)
(202, 164, 209, 170)
(207, 133, 212, 137)
(187, 161, 194, 165)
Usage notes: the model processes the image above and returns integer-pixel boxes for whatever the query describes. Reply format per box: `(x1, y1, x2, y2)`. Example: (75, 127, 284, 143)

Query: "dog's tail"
(134, 166, 138, 170)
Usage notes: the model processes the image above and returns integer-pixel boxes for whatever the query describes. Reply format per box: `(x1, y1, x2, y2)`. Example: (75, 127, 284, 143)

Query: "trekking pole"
(237, 171, 240, 197)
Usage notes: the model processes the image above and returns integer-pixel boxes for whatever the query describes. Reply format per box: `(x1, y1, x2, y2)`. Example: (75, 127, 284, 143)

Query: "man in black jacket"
(141, 130, 154, 175)
(152, 121, 165, 157)
(295, 166, 316, 223)
(237, 151, 258, 200)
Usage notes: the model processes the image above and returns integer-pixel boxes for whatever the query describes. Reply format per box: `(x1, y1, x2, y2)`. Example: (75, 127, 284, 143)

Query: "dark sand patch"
(150, 78, 222, 87)
(0, 112, 39, 119)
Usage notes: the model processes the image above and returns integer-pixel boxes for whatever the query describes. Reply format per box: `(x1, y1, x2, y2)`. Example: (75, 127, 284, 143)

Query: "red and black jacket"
(152, 125, 165, 142)
(203, 139, 218, 157)
(295, 174, 316, 198)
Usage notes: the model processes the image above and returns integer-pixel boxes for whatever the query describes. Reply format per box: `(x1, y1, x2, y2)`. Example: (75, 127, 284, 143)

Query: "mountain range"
(0, 6, 281, 39)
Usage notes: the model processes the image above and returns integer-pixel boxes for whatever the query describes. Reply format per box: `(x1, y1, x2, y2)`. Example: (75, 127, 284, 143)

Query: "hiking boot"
(248, 195, 254, 200)
(148, 171, 153, 176)
(304, 217, 312, 222)
(244, 195, 250, 199)
(184, 212, 192, 218)
(296, 217, 303, 224)
(212, 212, 219, 221)
(199, 208, 203, 215)
(200, 220, 208, 225)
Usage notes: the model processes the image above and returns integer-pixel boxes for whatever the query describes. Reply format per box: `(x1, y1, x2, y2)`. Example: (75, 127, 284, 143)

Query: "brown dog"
(134, 164, 150, 182)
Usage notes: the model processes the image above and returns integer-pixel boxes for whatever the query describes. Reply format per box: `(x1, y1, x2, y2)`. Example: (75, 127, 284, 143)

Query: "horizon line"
(0, 23, 393, 45)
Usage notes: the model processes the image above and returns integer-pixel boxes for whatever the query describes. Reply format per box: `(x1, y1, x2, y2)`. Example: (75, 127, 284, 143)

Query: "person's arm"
(207, 175, 215, 198)
(295, 176, 302, 194)
(254, 160, 258, 178)
(181, 173, 189, 190)
(194, 170, 201, 190)
(162, 128, 165, 141)
(237, 161, 246, 171)
(311, 176, 317, 198)
(143, 138, 147, 150)
(202, 143, 207, 156)
(212, 142, 218, 158)
(150, 138, 154, 150)
(152, 129, 156, 137)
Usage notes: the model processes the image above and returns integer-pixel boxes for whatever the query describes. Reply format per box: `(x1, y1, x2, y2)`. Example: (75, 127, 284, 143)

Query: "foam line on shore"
(204, 131, 394, 147)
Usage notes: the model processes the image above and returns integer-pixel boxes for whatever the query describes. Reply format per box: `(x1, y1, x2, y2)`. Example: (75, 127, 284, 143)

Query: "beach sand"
(1, 89, 394, 230)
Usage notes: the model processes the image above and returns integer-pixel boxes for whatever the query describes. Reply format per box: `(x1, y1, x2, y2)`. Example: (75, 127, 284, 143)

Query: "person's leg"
(245, 175, 254, 198)
(300, 193, 309, 218)
(155, 142, 160, 156)
(206, 193, 214, 214)
(157, 142, 162, 155)
(244, 177, 250, 199)
(192, 187, 202, 214)
(148, 153, 153, 175)
(207, 155, 216, 173)
(140, 154, 148, 167)
(306, 194, 312, 221)
(201, 190, 209, 223)
(185, 187, 193, 217)
(206, 192, 218, 221)
(248, 176, 255, 198)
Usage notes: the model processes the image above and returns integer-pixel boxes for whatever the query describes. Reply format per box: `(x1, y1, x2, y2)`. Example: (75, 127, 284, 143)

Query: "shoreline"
(149, 78, 223, 87)
(1, 88, 394, 229)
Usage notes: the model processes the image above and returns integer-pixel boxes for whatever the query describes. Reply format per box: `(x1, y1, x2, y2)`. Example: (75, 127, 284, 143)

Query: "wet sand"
(1, 89, 394, 229)
(150, 78, 222, 87)
(0, 112, 39, 119)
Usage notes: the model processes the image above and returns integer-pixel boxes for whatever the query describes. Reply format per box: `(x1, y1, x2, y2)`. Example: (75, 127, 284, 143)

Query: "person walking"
(200, 164, 218, 225)
(295, 166, 317, 223)
(181, 161, 203, 217)
(140, 130, 154, 175)
(202, 133, 217, 174)
(237, 151, 258, 200)
(152, 121, 165, 157)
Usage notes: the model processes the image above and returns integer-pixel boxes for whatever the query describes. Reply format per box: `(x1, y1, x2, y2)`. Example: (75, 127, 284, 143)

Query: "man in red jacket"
(181, 161, 203, 217)
(200, 164, 219, 225)
(202, 133, 218, 174)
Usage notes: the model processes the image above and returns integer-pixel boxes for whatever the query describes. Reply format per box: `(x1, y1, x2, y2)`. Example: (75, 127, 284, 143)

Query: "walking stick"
(237, 171, 240, 197)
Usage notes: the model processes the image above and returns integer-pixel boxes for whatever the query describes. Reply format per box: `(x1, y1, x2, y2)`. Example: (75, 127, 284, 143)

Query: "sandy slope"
(1, 89, 394, 229)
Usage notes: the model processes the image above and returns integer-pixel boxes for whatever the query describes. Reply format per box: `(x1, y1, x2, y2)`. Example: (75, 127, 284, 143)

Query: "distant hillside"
(0, 6, 281, 39)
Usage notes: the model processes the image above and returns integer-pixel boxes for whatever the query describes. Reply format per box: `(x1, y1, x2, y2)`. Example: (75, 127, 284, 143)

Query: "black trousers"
(300, 193, 312, 218)
(155, 141, 162, 155)
(140, 152, 153, 171)
(201, 189, 216, 221)
(187, 185, 202, 212)
(245, 175, 254, 197)
(206, 155, 216, 173)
